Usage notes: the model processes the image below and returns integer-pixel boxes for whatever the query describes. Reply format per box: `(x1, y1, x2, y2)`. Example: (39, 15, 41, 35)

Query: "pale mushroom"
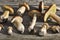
(11, 16, 25, 33)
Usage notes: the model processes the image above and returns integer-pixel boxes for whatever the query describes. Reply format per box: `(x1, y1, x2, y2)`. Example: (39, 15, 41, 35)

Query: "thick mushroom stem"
(50, 14, 60, 24)
(28, 14, 37, 32)
(17, 6, 26, 15)
(17, 23, 25, 33)
(11, 16, 25, 33)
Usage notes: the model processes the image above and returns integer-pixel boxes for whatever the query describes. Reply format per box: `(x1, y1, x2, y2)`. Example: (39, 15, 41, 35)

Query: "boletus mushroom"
(28, 10, 40, 32)
(7, 26, 13, 35)
(44, 4, 60, 25)
(0, 5, 14, 23)
(11, 16, 25, 33)
(17, 2, 30, 15)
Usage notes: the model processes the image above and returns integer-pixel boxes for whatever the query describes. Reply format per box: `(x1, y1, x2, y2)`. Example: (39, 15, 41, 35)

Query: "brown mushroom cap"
(28, 10, 40, 18)
(23, 2, 30, 11)
(44, 4, 56, 22)
(2, 5, 14, 14)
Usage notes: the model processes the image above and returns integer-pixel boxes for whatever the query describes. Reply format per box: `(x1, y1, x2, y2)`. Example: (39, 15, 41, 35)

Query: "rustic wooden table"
(0, 0, 60, 40)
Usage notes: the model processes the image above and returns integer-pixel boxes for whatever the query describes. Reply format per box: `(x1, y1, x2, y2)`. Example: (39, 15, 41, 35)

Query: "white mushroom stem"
(17, 6, 26, 15)
(28, 14, 37, 31)
(1, 10, 9, 19)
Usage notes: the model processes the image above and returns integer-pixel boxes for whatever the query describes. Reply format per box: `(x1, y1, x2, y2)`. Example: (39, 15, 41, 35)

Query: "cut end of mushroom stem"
(28, 14, 37, 32)
(11, 16, 25, 33)
(8, 26, 13, 35)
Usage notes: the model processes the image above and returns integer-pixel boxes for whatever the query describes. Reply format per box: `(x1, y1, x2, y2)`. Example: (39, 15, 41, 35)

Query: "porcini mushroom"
(11, 16, 25, 33)
(28, 10, 40, 32)
(17, 2, 30, 15)
(7, 26, 13, 35)
(0, 24, 3, 31)
(44, 4, 60, 24)
(39, 23, 50, 36)
(0, 5, 14, 22)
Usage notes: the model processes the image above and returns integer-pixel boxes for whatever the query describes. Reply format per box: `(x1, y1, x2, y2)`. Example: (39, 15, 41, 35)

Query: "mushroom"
(0, 24, 3, 31)
(44, 4, 60, 25)
(50, 26, 60, 33)
(7, 26, 13, 35)
(39, 23, 50, 36)
(17, 2, 30, 15)
(39, 1, 44, 14)
(11, 16, 25, 33)
(28, 10, 40, 32)
(0, 5, 14, 22)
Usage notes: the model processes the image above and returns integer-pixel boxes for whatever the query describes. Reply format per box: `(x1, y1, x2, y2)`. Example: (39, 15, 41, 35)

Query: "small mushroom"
(28, 10, 40, 32)
(11, 16, 25, 33)
(0, 24, 3, 31)
(0, 5, 14, 22)
(39, 23, 50, 36)
(17, 2, 30, 15)
(7, 26, 13, 35)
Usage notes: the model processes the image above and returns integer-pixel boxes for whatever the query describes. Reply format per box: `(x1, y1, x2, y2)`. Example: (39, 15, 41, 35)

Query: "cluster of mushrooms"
(0, 1, 60, 36)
